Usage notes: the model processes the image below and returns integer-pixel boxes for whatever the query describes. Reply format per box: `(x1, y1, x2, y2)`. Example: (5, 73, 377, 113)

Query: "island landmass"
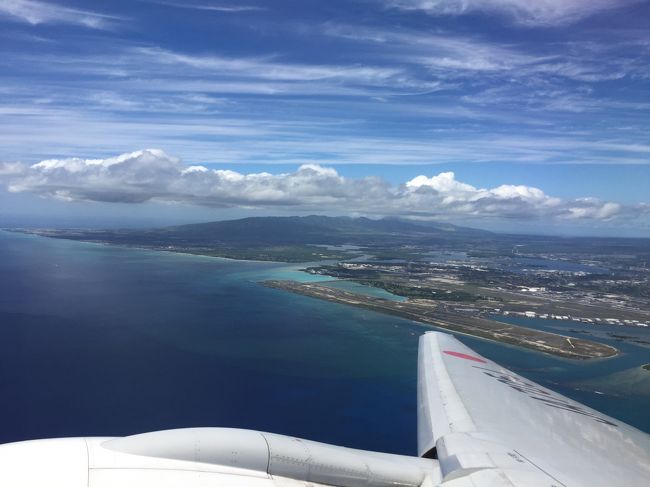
(263, 280, 618, 360)
(8, 215, 649, 357)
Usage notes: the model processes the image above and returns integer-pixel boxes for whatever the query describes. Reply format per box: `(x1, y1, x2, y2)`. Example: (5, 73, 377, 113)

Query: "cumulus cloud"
(403, 173, 563, 219)
(0, 149, 641, 223)
(384, 0, 638, 26)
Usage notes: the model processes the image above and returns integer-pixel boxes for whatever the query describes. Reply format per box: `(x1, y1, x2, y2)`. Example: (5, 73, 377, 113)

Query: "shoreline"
(263, 279, 619, 360)
(1, 229, 307, 265)
(0, 230, 634, 360)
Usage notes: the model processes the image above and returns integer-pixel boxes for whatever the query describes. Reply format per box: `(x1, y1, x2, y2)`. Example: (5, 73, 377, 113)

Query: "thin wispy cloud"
(142, 1, 265, 12)
(3, 45, 413, 95)
(1, 149, 643, 223)
(382, 0, 640, 26)
(0, 0, 123, 29)
(136, 46, 402, 83)
(0, 0, 648, 234)
(0, 86, 648, 167)
(322, 24, 648, 83)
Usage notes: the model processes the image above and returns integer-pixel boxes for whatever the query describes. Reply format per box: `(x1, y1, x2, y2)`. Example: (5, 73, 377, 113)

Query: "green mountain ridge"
(14, 215, 650, 263)
(54, 215, 491, 248)
(160, 216, 491, 244)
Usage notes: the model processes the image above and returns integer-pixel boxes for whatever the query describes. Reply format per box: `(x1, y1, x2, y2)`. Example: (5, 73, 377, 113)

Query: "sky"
(0, 0, 649, 236)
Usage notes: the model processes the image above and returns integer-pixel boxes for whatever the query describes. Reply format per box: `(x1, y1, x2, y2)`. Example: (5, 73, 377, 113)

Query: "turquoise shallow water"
(318, 280, 408, 302)
(0, 230, 648, 455)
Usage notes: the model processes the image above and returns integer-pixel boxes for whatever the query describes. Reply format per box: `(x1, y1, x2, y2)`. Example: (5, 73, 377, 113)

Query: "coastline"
(263, 279, 619, 360)
(1, 229, 632, 360)
(2, 228, 648, 436)
(1, 229, 300, 265)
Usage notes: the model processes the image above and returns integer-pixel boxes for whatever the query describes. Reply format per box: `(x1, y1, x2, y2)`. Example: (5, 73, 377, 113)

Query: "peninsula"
(263, 280, 618, 360)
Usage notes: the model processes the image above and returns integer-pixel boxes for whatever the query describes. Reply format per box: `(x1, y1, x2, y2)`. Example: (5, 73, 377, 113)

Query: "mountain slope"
(132, 215, 490, 246)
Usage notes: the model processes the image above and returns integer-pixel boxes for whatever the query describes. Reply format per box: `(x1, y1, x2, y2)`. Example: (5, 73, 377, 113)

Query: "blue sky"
(0, 0, 648, 236)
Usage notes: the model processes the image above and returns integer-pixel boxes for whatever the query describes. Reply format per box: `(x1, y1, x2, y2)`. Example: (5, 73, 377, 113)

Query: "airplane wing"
(418, 331, 650, 486)
(1, 331, 649, 486)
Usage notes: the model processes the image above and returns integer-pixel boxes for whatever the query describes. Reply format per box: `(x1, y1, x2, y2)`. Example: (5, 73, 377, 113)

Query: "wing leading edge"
(418, 331, 650, 486)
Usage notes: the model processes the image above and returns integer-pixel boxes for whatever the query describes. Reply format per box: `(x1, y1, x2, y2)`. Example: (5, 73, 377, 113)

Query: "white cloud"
(323, 24, 646, 84)
(401, 172, 566, 218)
(140, 1, 265, 12)
(383, 0, 639, 26)
(0, 149, 639, 223)
(134, 47, 402, 83)
(564, 201, 622, 220)
(0, 162, 26, 176)
(1, 96, 648, 167)
(406, 172, 478, 194)
(0, 0, 121, 29)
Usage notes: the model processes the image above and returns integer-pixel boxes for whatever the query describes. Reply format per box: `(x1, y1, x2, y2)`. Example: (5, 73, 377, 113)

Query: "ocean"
(0, 230, 648, 455)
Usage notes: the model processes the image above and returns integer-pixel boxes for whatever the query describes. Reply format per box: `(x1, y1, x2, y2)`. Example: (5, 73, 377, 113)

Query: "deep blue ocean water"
(0, 230, 648, 455)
